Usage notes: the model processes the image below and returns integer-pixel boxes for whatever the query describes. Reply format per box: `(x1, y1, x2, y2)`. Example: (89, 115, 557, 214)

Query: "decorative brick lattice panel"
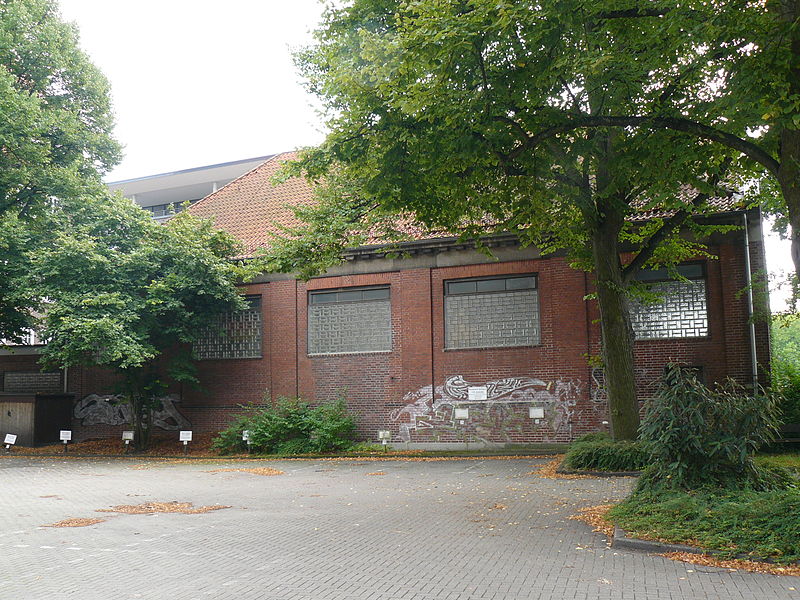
(308, 299, 391, 355)
(630, 280, 708, 339)
(445, 290, 540, 349)
(3, 371, 62, 393)
(194, 297, 262, 360)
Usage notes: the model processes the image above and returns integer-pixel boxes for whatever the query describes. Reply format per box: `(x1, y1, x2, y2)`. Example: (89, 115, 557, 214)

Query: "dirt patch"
(662, 552, 800, 577)
(365, 471, 386, 476)
(44, 518, 105, 528)
(206, 467, 284, 476)
(489, 502, 507, 510)
(529, 456, 592, 479)
(97, 501, 230, 515)
(569, 504, 615, 538)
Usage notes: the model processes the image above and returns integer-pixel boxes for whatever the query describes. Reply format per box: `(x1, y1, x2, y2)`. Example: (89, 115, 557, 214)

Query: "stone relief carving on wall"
(390, 375, 582, 443)
(73, 393, 191, 430)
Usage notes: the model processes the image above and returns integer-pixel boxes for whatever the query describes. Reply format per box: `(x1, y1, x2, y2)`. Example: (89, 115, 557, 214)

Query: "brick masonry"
(0, 225, 771, 446)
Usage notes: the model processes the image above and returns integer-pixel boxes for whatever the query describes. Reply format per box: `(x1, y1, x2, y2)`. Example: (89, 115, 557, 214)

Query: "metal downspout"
(742, 212, 759, 390)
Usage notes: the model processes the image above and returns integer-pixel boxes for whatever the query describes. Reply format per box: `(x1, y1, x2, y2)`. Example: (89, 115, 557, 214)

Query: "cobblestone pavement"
(0, 456, 797, 600)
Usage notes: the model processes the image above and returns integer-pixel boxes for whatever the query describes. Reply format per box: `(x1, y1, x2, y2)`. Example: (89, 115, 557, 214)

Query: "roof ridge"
(188, 151, 295, 213)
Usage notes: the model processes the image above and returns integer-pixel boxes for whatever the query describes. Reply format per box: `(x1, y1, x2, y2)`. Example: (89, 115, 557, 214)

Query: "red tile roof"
(188, 152, 746, 257)
(187, 152, 315, 257)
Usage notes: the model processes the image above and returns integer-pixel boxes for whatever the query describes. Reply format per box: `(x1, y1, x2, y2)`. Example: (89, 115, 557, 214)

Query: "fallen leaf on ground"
(568, 504, 615, 538)
(44, 518, 105, 528)
(661, 552, 800, 577)
(97, 501, 230, 515)
(206, 467, 284, 476)
(529, 456, 593, 479)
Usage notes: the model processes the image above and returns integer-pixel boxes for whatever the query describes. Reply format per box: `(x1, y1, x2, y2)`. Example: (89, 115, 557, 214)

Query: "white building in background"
(107, 155, 274, 220)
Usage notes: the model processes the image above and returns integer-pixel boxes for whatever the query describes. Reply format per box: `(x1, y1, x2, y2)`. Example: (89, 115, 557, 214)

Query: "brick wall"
(1, 227, 770, 445)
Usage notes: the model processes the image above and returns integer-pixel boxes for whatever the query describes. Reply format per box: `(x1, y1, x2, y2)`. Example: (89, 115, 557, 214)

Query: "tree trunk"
(591, 214, 641, 440)
(776, 1, 800, 280)
(123, 369, 152, 451)
(779, 122, 800, 281)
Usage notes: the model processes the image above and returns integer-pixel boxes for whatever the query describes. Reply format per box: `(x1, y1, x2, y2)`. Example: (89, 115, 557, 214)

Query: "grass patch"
(755, 453, 800, 474)
(609, 487, 800, 564)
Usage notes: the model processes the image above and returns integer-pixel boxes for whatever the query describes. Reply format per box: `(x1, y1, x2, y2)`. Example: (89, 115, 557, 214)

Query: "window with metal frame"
(194, 295, 262, 360)
(308, 286, 391, 355)
(444, 274, 540, 349)
(630, 264, 708, 340)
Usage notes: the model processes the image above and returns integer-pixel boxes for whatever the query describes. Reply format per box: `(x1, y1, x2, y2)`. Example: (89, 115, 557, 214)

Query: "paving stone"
(0, 457, 797, 599)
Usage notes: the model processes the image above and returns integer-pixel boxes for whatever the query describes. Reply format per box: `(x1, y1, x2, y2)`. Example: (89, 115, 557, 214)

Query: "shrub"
(773, 359, 800, 425)
(212, 397, 356, 455)
(563, 438, 650, 472)
(638, 364, 780, 491)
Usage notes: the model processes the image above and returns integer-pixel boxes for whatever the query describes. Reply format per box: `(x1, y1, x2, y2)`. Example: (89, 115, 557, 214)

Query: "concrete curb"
(556, 466, 641, 477)
(611, 527, 706, 555)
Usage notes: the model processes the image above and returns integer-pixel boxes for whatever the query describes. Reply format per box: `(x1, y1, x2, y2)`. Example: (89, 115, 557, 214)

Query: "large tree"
(27, 194, 250, 449)
(0, 0, 120, 340)
(273, 0, 745, 439)
(465, 1, 800, 284)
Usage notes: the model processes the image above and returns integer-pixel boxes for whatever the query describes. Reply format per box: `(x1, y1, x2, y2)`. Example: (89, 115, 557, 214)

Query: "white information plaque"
(122, 431, 135, 441)
(529, 407, 545, 420)
(467, 386, 487, 401)
(179, 430, 193, 442)
(4, 434, 17, 445)
(242, 430, 250, 441)
(454, 407, 470, 420)
(60, 430, 72, 442)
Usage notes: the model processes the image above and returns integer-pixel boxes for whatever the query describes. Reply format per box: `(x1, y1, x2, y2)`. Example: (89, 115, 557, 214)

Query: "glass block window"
(3, 371, 62, 393)
(308, 287, 391, 355)
(194, 295, 262, 360)
(444, 275, 540, 349)
(630, 264, 708, 340)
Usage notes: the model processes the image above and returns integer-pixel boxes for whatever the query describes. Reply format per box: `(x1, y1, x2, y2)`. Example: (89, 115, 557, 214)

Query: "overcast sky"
(57, 0, 795, 311)
(58, 0, 326, 182)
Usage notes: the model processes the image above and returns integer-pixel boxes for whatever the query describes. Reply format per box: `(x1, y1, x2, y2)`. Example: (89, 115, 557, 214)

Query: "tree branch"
(621, 157, 733, 283)
(526, 115, 780, 177)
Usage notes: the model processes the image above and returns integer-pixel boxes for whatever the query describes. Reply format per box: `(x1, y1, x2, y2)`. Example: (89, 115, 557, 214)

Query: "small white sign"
(179, 430, 193, 442)
(122, 431, 135, 441)
(377, 430, 391, 440)
(529, 407, 545, 420)
(467, 386, 487, 401)
(60, 430, 72, 442)
(454, 407, 470, 420)
(242, 430, 250, 442)
(4, 434, 17, 445)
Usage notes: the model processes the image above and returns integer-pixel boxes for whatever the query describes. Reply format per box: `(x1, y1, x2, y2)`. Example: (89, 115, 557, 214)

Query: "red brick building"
(0, 153, 770, 447)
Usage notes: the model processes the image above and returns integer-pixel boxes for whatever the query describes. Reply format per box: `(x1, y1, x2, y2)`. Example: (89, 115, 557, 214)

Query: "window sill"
(308, 350, 392, 358)
(443, 344, 541, 352)
(195, 355, 263, 361)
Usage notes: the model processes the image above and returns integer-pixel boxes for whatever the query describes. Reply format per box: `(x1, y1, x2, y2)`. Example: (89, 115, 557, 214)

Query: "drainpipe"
(63, 366, 68, 394)
(742, 212, 759, 390)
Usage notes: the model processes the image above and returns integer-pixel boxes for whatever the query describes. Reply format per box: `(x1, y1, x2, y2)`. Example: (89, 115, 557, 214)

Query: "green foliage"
(773, 315, 800, 366)
(610, 487, 800, 564)
(773, 360, 800, 425)
(770, 315, 800, 426)
(755, 453, 800, 476)
(284, 0, 760, 441)
(213, 398, 356, 455)
(0, 0, 121, 341)
(0, 0, 120, 217)
(638, 365, 780, 491)
(564, 436, 650, 472)
(27, 193, 251, 448)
